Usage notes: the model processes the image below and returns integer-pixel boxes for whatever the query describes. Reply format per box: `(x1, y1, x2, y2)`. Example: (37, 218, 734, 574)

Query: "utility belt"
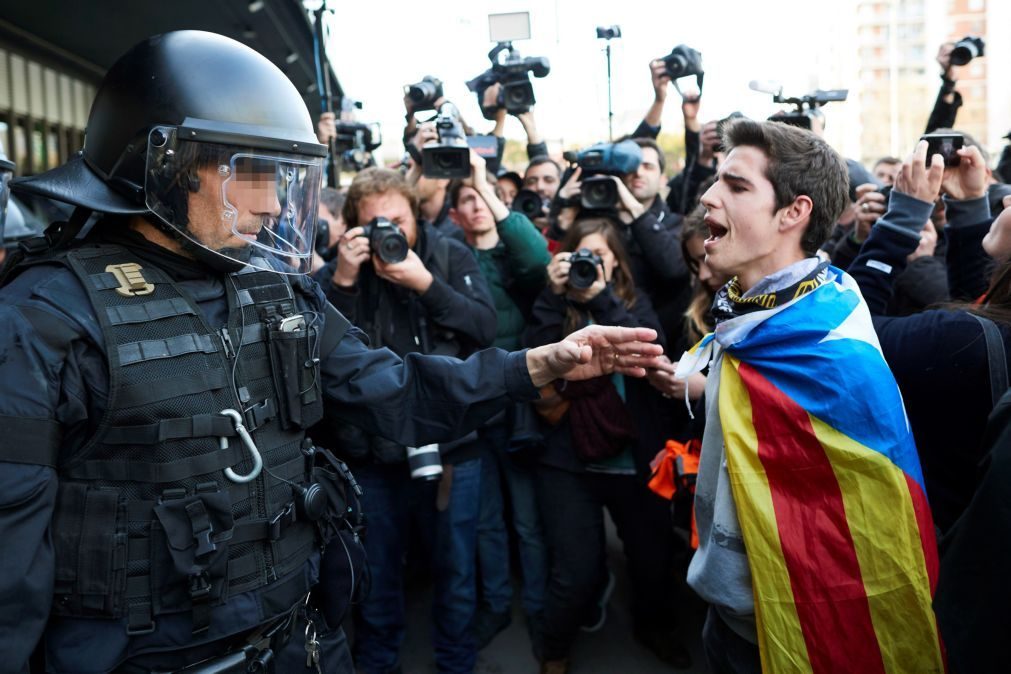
(138, 596, 308, 674)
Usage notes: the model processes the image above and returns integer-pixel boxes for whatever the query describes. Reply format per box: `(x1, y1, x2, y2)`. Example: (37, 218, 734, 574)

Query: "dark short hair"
(319, 186, 344, 217)
(722, 118, 848, 256)
(446, 170, 498, 209)
(342, 167, 419, 228)
(524, 156, 561, 180)
(632, 137, 665, 174)
(873, 156, 901, 168)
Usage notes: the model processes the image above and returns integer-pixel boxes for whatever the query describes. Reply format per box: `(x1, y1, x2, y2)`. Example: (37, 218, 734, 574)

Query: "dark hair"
(524, 156, 561, 180)
(342, 167, 419, 228)
(632, 137, 666, 174)
(447, 170, 499, 209)
(319, 186, 344, 217)
(558, 217, 637, 334)
(680, 203, 717, 342)
(722, 118, 849, 256)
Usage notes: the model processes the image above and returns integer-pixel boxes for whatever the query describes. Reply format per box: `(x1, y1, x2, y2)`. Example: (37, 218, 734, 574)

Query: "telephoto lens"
(361, 217, 409, 264)
(567, 248, 602, 290)
(406, 444, 443, 481)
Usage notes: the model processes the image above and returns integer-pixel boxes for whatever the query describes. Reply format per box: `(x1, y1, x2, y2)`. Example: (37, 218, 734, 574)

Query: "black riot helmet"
(13, 31, 327, 273)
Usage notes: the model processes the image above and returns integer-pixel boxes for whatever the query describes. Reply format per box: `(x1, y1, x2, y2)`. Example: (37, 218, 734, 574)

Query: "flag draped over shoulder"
(680, 267, 944, 674)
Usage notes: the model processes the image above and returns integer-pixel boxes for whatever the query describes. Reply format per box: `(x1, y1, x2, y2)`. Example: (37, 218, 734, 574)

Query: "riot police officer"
(0, 31, 661, 673)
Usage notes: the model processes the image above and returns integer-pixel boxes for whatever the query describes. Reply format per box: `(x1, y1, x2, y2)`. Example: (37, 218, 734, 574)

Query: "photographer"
(526, 218, 691, 671)
(313, 167, 497, 674)
(310, 186, 346, 273)
(446, 151, 552, 650)
(666, 117, 721, 215)
(404, 121, 463, 241)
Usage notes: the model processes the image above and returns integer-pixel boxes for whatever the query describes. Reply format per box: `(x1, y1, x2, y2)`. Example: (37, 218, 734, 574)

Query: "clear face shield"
(0, 159, 12, 245)
(145, 126, 323, 274)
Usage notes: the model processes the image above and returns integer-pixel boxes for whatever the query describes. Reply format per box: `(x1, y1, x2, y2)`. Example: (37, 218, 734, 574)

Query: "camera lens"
(512, 190, 544, 219)
(568, 250, 600, 290)
(580, 177, 617, 210)
(371, 227, 409, 264)
(406, 444, 442, 481)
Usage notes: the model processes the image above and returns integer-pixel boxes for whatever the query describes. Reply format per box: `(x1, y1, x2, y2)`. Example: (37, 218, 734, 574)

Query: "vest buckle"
(105, 262, 155, 297)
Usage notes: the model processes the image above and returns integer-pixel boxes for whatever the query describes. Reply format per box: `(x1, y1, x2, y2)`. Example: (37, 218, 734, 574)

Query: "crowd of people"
(305, 38, 1011, 674)
(1, 26, 1010, 674)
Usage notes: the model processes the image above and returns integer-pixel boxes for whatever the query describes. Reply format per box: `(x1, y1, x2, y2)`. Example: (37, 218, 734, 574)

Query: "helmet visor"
(145, 128, 322, 274)
(0, 165, 12, 245)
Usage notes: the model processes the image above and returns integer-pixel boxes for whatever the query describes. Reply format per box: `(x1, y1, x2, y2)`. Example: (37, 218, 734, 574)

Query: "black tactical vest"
(43, 243, 331, 636)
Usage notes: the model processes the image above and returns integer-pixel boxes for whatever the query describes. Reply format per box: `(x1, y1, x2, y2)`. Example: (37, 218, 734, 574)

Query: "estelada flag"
(677, 267, 944, 673)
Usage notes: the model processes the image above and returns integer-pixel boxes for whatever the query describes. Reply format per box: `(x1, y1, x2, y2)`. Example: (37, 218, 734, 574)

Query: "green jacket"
(470, 211, 551, 350)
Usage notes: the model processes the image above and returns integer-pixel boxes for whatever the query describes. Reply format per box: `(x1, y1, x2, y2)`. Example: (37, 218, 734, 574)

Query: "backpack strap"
(970, 313, 1009, 407)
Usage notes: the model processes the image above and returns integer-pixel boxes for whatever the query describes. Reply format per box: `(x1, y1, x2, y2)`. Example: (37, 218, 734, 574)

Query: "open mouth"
(704, 217, 728, 245)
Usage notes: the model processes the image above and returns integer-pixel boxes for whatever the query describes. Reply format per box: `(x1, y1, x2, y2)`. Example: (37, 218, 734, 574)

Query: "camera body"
(921, 132, 964, 167)
(421, 102, 471, 179)
(404, 75, 444, 112)
(331, 121, 382, 172)
(762, 88, 847, 130)
(568, 248, 603, 290)
(511, 188, 547, 220)
(360, 216, 409, 264)
(950, 36, 985, 66)
(573, 140, 642, 210)
(467, 42, 550, 118)
(660, 44, 703, 80)
(596, 25, 621, 40)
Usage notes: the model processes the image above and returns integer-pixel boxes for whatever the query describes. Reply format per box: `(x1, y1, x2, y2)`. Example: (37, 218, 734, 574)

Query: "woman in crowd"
(524, 217, 690, 673)
(849, 140, 1011, 533)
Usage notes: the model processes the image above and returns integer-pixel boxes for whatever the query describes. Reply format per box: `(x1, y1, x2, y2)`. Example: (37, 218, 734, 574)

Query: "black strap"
(0, 416, 61, 467)
(64, 445, 246, 483)
(103, 414, 237, 445)
(971, 313, 1009, 407)
(118, 369, 230, 408)
(118, 333, 218, 366)
(106, 297, 196, 325)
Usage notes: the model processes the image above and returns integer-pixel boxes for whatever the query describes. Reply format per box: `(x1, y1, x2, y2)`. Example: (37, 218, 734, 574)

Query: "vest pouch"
(150, 486, 234, 618)
(51, 483, 127, 617)
(267, 326, 323, 430)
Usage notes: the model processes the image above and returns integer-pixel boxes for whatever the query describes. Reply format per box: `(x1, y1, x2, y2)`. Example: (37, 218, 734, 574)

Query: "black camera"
(656, 44, 704, 95)
(567, 248, 602, 290)
(568, 140, 642, 210)
(404, 75, 444, 112)
(921, 132, 964, 167)
(331, 121, 382, 172)
(596, 25, 621, 40)
(421, 102, 471, 179)
(950, 36, 985, 66)
(360, 216, 409, 264)
(758, 85, 848, 130)
(467, 42, 550, 119)
(315, 217, 332, 259)
(512, 189, 546, 220)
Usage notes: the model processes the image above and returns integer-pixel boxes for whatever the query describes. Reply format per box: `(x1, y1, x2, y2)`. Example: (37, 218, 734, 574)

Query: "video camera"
(750, 81, 848, 131)
(655, 44, 704, 96)
(565, 140, 642, 211)
(331, 121, 382, 172)
(422, 102, 470, 179)
(467, 41, 550, 119)
(404, 75, 444, 112)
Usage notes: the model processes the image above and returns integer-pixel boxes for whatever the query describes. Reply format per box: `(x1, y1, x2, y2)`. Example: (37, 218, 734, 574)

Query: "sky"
(315, 0, 861, 162)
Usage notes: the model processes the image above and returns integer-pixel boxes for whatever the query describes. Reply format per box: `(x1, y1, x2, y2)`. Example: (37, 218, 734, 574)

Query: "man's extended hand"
(525, 325, 664, 387)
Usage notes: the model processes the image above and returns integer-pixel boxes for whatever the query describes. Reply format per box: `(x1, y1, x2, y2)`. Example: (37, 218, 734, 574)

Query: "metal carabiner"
(219, 408, 263, 483)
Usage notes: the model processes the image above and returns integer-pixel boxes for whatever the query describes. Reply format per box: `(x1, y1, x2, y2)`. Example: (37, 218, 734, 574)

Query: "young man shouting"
(675, 119, 943, 673)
